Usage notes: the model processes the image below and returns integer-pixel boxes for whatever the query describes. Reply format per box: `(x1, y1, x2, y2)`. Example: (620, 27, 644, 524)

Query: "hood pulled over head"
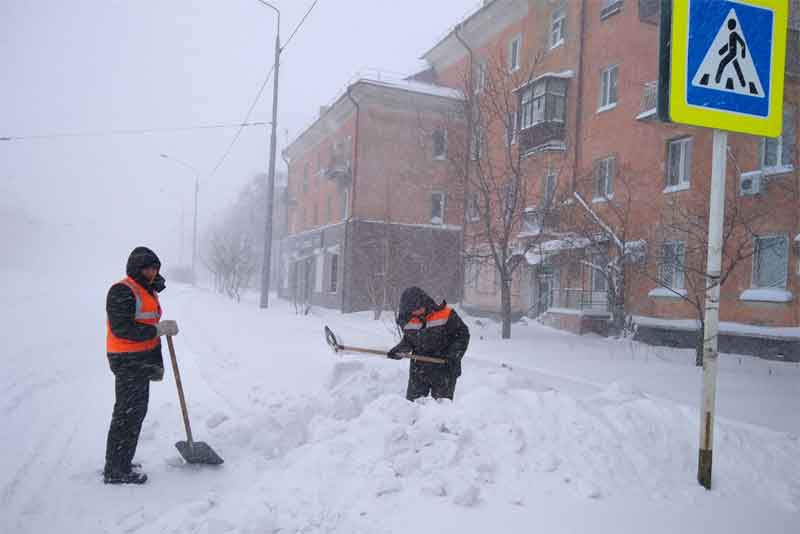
(397, 286, 438, 326)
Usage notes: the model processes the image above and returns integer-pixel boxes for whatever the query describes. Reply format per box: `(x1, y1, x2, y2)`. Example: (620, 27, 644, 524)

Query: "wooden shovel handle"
(340, 344, 447, 365)
(166, 335, 194, 446)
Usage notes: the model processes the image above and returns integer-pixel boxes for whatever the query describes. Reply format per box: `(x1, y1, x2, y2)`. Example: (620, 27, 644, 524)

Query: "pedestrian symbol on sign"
(691, 9, 765, 98)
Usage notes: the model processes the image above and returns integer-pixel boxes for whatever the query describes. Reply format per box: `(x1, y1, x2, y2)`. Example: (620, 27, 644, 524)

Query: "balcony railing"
(637, 81, 658, 120)
(552, 288, 609, 313)
(519, 121, 566, 153)
(324, 155, 352, 182)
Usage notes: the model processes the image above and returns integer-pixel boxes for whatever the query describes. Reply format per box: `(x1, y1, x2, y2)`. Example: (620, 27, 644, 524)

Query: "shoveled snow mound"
(134, 360, 800, 533)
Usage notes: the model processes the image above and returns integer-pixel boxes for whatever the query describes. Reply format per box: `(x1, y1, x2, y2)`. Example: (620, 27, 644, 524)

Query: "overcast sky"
(0, 0, 477, 274)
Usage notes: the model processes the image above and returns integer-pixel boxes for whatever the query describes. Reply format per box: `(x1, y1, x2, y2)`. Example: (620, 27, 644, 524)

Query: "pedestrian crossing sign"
(664, 0, 788, 137)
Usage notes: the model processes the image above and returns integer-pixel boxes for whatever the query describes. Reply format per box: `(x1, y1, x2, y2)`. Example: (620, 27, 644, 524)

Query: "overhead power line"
(0, 121, 270, 142)
(209, 0, 321, 177)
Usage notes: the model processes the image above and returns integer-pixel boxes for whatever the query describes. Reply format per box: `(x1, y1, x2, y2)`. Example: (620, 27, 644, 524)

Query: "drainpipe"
(455, 24, 474, 304)
(343, 85, 361, 313)
(572, 0, 588, 192)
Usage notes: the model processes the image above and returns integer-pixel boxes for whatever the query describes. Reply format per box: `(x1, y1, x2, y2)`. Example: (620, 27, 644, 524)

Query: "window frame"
(752, 234, 789, 289)
(508, 34, 522, 72)
(593, 156, 616, 201)
(658, 240, 686, 290)
(550, 7, 566, 49)
(430, 191, 446, 225)
(598, 64, 619, 111)
(590, 252, 608, 293)
(468, 191, 481, 222)
(665, 137, 693, 191)
(328, 253, 339, 293)
(761, 105, 796, 174)
(543, 169, 557, 208)
(432, 127, 448, 160)
(519, 77, 567, 130)
(474, 61, 487, 94)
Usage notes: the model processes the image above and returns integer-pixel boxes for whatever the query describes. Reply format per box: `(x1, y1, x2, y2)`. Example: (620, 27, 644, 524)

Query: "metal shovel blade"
(324, 325, 342, 353)
(175, 440, 224, 465)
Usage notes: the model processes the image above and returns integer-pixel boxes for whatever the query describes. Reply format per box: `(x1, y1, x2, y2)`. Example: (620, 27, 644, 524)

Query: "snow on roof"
(522, 237, 592, 265)
(358, 77, 464, 100)
(794, 233, 800, 243)
(514, 70, 575, 92)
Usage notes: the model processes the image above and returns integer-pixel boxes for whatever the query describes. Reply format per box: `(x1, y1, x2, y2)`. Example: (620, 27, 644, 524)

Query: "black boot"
(104, 470, 148, 485)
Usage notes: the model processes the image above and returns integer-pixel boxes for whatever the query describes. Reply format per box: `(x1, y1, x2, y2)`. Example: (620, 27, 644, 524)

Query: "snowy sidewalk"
(1, 278, 798, 534)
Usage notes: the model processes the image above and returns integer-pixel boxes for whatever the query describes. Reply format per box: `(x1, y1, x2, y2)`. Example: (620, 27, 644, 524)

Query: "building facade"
(418, 0, 799, 358)
(280, 78, 465, 313)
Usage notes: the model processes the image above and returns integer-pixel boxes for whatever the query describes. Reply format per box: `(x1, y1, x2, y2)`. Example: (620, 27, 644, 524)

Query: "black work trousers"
(406, 363, 458, 401)
(104, 356, 150, 475)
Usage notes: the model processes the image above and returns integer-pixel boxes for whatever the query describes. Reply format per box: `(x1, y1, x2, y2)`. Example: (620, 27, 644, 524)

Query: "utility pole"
(258, 1, 281, 309)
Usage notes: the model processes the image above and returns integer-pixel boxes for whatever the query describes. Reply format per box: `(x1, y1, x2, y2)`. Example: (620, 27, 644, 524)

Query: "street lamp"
(160, 153, 200, 285)
(255, 0, 281, 309)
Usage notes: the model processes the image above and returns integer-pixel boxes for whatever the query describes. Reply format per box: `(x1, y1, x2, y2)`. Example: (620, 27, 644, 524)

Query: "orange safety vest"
(106, 277, 162, 353)
(404, 306, 452, 331)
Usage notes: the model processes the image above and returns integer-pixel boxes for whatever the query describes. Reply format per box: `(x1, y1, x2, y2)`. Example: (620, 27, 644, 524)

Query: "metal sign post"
(698, 128, 727, 489)
(658, 0, 788, 489)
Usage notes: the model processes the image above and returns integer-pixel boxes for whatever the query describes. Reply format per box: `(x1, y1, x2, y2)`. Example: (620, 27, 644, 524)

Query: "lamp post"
(256, 0, 281, 309)
(160, 153, 200, 285)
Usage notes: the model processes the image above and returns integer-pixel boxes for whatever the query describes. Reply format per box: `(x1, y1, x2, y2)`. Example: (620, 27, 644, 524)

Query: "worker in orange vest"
(103, 247, 178, 484)
(388, 287, 470, 401)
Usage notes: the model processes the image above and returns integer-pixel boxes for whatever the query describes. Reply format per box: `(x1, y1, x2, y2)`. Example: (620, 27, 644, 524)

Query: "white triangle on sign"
(691, 9, 765, 98)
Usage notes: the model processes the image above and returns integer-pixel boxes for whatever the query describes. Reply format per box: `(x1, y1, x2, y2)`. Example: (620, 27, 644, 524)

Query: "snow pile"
(135, 360, 800, 533)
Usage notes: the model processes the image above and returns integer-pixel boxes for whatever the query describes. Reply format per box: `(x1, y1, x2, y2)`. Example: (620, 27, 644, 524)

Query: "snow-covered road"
(1, 269, 799, 533)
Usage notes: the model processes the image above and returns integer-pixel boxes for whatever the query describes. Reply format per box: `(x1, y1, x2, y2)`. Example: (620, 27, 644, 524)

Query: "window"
(601, 0, 623, 20)
(591, 252, 608, 292)
(303, 163, 310, 192)
(431, 192, 446, 224)
(753, 235, 789, 288)
(594, 156, 615, 199)
(543, 169, 557, 207)
(432, 128, 447, 159)
(474, 62, 486, 94)
(666, 137, 692, 189)
(658, 241, 685, 290)
(509, 34, 522, 72)
(505, 111, 517, 146)
(468, 191, 480, 222)
(314, 254, 324, 293)
(329, 254, 339, 293)
(762, 105, 796, 173)
(341, 188, 349, 220)
(520, 78, 567, 129)
(471, 126, 483, 160)
(599, 65, 619, 110)
(550, 7, 566, 49)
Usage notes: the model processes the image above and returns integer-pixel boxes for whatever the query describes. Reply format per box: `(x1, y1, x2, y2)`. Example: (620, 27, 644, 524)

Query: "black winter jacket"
(391, 287, 470, 377)
(106, 247, 165, 377)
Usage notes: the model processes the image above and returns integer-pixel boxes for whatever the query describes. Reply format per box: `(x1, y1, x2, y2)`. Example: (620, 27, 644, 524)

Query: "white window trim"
(594, 156, 615, 199)
(474, 62, 486, 94)
(649, 287, 688, 298)
(751, 234, 789, 290)
(431, 191, 446, 225)
(658, 241, 686, 291)
(328, 253, 339, 294)
(508, 34, 522, 73)
(665, 137, 692, 190)
(550, 8, 566, 50)
(598, 65, 619, 111)
(663, 182, 691, 194)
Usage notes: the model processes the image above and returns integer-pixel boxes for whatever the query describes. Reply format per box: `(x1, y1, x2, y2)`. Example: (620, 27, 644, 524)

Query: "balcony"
(552, 288, 608, 313)
(324, 155, 352, 183)
(519, 122, 566, 154)
(636, 81, 658, 120)
(521, 206, 560, 236)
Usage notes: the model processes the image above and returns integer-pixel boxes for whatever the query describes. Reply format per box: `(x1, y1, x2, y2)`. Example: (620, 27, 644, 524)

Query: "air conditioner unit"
(739, 170, 762, 196)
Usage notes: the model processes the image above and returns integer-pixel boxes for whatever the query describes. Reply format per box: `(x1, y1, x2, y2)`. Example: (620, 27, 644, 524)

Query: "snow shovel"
(166, 335, 224, 465)
(324, 325, 447, 364)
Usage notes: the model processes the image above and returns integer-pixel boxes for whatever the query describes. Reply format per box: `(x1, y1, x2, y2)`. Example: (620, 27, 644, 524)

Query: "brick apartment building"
(416, 0, 800, 358)
(279, 77, 465, 313)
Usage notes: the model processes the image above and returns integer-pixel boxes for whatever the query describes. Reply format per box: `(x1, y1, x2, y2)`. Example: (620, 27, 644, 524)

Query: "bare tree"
(556, 163, 647, 336)
(638, 148, 796, 365)
(445, 41, 552, 338)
